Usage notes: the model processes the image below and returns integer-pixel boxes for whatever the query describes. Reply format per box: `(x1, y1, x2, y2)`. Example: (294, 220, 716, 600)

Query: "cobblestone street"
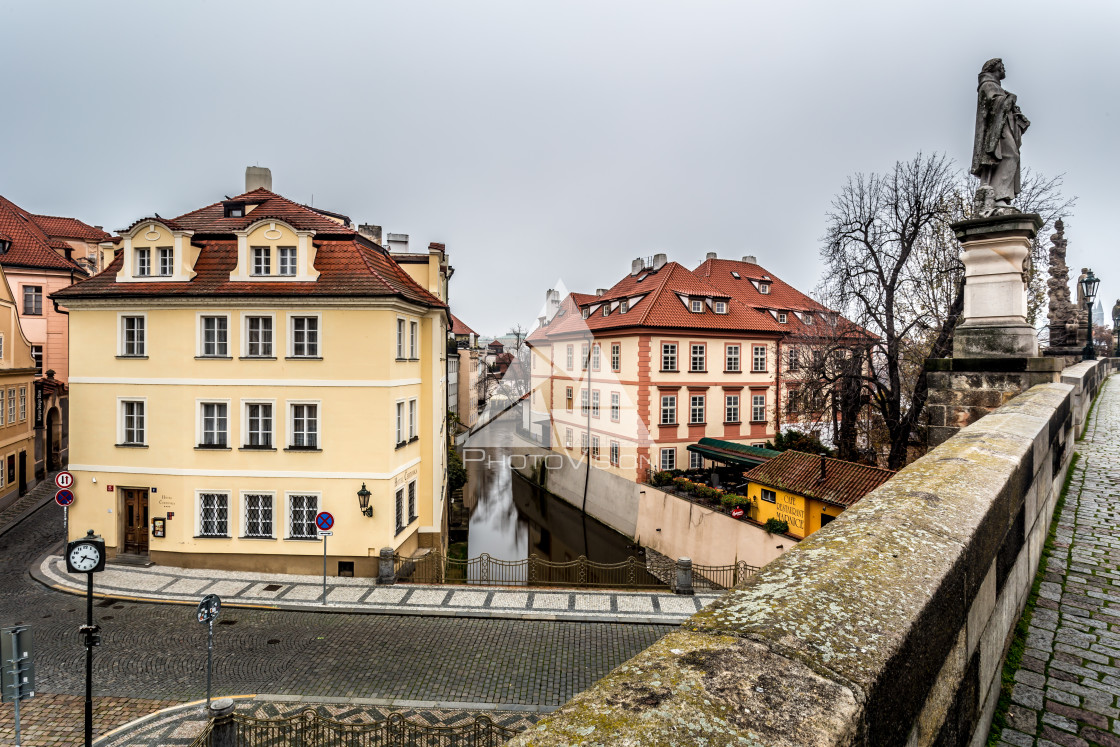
(992, 376, 1120, 747)
(0, 489, 672, 744)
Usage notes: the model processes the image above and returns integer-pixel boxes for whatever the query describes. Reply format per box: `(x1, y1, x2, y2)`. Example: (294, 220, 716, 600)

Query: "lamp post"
(357, 483, 372, 517)
(1113, 299, 1120, 358)
(1081, 269, 1100, 361)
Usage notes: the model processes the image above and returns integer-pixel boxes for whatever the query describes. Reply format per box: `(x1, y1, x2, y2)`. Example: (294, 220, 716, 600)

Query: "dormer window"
(278, 247, 296, 276)
(779, 311, 788, 324)
(135, 247, 151, 277)
(582, 308, 589, 319)
(714, 301, 727, 314)
(759, 282, 771, 294)
(730, 271, 740, 279)
(620, 299, 629, 314)
(225, 203, 245, 218)
(0, 240, 10, 254)
(252, 247, 271, 276)
(602, 305, 610, 317)
(690, 299, 703, 313)
(158, 247, 173, 276)
(803, 313, 814, 325)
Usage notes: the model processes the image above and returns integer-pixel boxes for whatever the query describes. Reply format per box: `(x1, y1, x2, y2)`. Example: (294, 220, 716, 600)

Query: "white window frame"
(288, 400, 321, 449)
(565, 386, 574, 412)
(661, 343, 677, 371)
(580, 343, 589, 371)
(610, 343, 620, 371)
(242, 313, 276, 358)
(690, 394, 705, 424)
(396, 317, 406, 359)
(566, 345, 573, 370)
(591, 390, 600, 418)
(752, 345, 767, 373)
(197, 313, 231, 358)
(197, 399, 231, 447)
(752, 393, 766, 423)
(251, 246, 271, 276)
(30, 344, 42, 375)
(277, 246, 297, 276)
(196, 490, 231, 538)
(6, 389, 13, 425)
(778, 311, 788, 324)
(565, 427, 573, 449)
(690, 344, 705, 372)
(118, 312, 147, 356)
(660, 394, 676, 425)
(580, 389, 589, 416)
(288, 312, 321, 358)
(158, 247, 174, 277)
(22, 285, 42, 315)
(788, 346, 800, 371)
(610, 440, 620, 466)
(690, 299, 703, 313)
(285, 492, 321, 540)
(759, 282, 771, 295)
(408, 480, 418, 523)
(135, 247, 151, 277)
(241, 399, 276, 448)
(726, 394, 740, 423)
(714, 301, 728, 314)
(241, 491, 275, 538)
(395, 486, 406, 533)
(591, 435, 600, 460)
(0, 390, 5, 426)
(0, 335, 4, 361)
(610, 392, 620, 422)
(119, 397, 147, 445)
(690, 450, 704, 469)
(19, 387, 26, 422)
(408, 398, 418, 440)
(660, 447, 676, 471)
(726, 344, 741, 372)
(591, 344, 601, 371)
(409, 321, 419, 359)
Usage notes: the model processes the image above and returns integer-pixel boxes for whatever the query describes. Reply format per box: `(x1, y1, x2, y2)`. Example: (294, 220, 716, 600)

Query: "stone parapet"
(508, 359, 1115, 746)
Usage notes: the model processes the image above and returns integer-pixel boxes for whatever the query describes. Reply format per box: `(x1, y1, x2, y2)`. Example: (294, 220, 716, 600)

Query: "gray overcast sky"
(2, 0, 1117, 334)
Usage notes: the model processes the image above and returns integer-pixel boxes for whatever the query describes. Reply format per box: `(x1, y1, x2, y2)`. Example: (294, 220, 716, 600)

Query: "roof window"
(803, 312, 813, 325)
(602, 305, 610, 317)
(0, 239, 9, 255)
(759, 282, 771, 294)
(637, 274, 648, 283)
(714, 301, 728, 314)
(224, 202, 245, 218)
(730, 271, 740, 279)
(690, 299, 703, 313)
(620, 299, 629, 314)
(779, 312, 788, 323)
(581, 308, 589, 320)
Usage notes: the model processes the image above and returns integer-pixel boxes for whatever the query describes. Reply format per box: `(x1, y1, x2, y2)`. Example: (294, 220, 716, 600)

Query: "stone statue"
(1076, 268, 1088, 306)
(971, 58, 1030, 217)
(1045, 220, 1079, 349)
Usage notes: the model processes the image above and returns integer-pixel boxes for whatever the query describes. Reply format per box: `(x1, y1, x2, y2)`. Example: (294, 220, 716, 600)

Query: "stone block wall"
(508, 359, 1116, 747)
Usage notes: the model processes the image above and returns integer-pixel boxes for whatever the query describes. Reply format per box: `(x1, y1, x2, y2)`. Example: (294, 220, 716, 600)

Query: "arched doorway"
(46, 407, 61, 471)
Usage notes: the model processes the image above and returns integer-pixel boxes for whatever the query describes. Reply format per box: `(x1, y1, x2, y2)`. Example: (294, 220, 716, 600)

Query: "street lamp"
(357, 483, 372, 517)
(1081, 269, 1100, 361)
(1113, 299, 1120, 357)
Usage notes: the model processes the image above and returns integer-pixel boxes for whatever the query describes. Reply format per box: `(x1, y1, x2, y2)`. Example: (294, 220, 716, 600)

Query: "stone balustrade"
(507, 358, 1117, 746)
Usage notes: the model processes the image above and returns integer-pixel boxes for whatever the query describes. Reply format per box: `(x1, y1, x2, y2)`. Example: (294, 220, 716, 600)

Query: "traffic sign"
(54, 489, 75, 507)
(314, 511, 334, 532)
(731, 506, 745, 519)
(54, 472, 74, 489)
(196, 594, 221, 624)
(318, 530, 333, 536)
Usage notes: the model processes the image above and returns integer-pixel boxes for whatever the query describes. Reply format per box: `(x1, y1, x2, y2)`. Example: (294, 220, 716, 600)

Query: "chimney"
(245, 166, 272, 192)
(743, 255, 758, 264)
(386, 233, 410, 253)
(428, 242, 446, 254)
(653, 253, 667, 270)
(631, 258, 644, 276)
(358, 224, 383, 245)
(819, 453, 827, 481)
(706, 252, 717, 260)
(94, 225, 103, 231)
(596, 288, 607, 297)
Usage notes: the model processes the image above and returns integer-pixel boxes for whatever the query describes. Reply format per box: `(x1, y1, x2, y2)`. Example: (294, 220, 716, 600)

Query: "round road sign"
(315, 511, 334, 532)
(55, 489, 75, 507)
(196, 594, 221, 624)
(730, 506, 745, 519)
(55, 471, 75, 489)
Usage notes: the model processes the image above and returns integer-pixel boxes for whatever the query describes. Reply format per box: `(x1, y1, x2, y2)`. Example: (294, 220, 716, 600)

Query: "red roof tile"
(171, 188, 355, 235)
(28, 215, 111, 242)
(450, 313, 477, 336)
(743, 450, 895, 508)
(0, 195, 90, 272)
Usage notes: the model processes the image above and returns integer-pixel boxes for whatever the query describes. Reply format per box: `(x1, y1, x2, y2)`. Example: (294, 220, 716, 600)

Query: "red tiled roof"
(28, 215, 111, 242)
(743, 450, 895, 508)
(170, 188, 355, 235)
(54, 238, 444, 307)
(0, 195, 90, 272)
(450, 313, 477, 336)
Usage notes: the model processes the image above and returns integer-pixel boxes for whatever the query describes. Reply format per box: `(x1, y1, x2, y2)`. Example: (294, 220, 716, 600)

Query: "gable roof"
(28, 215, 111, 242)
(170, 188, 356, 235)
(0, 195, 90, 272)
(743, 450, 895, 508)
(450, 313, 477, 336)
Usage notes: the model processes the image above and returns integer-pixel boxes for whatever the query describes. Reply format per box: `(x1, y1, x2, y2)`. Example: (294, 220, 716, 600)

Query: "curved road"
(0, 498, 672, 706)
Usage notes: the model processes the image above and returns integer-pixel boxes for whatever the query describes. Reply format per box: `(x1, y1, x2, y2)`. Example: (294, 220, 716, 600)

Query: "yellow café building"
(53, 182, 450, 576)
(742, 450, 895, 539)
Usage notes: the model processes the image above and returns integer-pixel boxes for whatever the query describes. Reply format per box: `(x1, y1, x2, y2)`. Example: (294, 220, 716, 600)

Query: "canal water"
(462, 450, 641, 564)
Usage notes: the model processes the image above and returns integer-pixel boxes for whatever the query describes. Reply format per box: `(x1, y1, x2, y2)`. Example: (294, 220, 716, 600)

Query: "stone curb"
(93, 693, 556, 746)
(30, 550, 715, 625)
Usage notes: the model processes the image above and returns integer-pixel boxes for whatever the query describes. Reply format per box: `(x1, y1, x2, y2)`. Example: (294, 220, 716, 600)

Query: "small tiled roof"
(743, 450, 896, 508)
(28, 215, 111, 242)
(450, 313, 477, 336)
(0, 195, 90, 272)
(171, 188, 356, 235)
(687, 438, 781, 468)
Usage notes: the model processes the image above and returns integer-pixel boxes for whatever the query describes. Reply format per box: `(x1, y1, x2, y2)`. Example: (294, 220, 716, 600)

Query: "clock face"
(69, 543, 101, 572)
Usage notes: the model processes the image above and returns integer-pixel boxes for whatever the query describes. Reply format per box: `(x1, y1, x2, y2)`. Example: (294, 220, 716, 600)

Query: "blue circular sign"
(315, 511, 334, 531)
(55, 489, 75, 506)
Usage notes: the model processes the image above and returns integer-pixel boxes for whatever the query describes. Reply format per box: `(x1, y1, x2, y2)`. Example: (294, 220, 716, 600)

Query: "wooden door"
(122, 489, 149, 555)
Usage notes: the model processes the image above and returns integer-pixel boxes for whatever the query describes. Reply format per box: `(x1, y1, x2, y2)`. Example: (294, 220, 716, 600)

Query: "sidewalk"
(34, 553, 720, 624)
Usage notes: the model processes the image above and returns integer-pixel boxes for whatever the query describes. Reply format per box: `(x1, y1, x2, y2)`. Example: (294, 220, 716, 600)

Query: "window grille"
(289, 494, 318, 538)
(199, 493, 229, 537)
(244, 494, 273, 538)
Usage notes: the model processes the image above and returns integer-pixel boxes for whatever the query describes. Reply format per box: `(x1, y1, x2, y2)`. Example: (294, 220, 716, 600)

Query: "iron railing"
(692, 560, 759, 590)
(188, 709, 518, 747)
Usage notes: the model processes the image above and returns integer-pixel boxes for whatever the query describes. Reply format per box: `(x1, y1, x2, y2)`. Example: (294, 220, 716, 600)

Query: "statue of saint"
(970, 58, 1030, 217)
(1076, 268, 1088, 306)
(1113, 298, 1120, 327)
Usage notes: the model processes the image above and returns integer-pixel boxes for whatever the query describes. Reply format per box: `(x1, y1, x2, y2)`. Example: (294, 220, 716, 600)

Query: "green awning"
(686, 438, 781, 468)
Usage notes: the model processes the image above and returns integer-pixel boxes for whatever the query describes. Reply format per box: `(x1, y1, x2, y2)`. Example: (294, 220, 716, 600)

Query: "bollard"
(209, 697, 236, 747)
(378, 547, 396, 585)
(674, 557, 694, 596)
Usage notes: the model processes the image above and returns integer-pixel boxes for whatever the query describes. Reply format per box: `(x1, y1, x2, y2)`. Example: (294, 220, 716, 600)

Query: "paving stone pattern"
(993, 377, 1120, 747)
(0, 494, 672, 744)
(0, 693, 180, 747)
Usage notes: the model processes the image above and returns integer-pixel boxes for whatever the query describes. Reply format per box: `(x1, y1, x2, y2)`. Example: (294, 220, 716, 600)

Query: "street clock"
(66, 530, 106, 574)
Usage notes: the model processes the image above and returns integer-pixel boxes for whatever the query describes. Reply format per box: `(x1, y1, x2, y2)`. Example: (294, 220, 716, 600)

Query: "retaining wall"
(508, 359, 1116, 746)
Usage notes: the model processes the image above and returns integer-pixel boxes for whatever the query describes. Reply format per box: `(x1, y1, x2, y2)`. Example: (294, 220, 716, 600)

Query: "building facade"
(0, 195, 110, 478)
(0, 263, 39, 505)
(55, 184, 450, 575)
(527, 253, 853, 481)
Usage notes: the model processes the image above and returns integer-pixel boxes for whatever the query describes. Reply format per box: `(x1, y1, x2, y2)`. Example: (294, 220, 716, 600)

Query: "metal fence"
(189, 709, 518, 747)
(393, 551, 758, 592)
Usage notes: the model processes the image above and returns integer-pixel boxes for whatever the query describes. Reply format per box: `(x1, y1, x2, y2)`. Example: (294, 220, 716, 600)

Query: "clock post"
(66, 529, 105, 747)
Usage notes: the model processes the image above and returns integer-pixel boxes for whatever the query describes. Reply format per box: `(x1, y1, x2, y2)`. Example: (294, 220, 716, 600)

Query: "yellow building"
(741, 450, 894, 539)
(0, 263, 38, 505)
(54, 181, 450, 575)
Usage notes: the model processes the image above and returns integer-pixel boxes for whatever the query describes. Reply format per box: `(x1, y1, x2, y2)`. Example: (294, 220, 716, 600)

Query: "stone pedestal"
(925, 357, 1065, 448)
(951, 213, 1044, 358)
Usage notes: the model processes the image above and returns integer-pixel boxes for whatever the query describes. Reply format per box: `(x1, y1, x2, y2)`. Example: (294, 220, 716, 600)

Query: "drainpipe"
(774, 337, 781, 438)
